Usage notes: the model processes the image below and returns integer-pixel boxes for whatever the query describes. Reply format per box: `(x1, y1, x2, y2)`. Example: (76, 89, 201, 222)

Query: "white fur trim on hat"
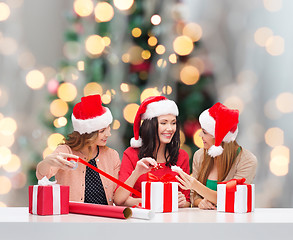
(72, 107, 113, 134)
(199, 109, 238, 143)
(199, 109, 215, 136)
(130, 137, 143, 148)
(207, 145, 223, 157)
(142, 99, 179, 120)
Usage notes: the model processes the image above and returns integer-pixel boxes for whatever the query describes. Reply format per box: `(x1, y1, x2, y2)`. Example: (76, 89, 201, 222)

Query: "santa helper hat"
(199, 102, 239, 157)
(72, 94, 113, 134)
(131, 96, 179, 148)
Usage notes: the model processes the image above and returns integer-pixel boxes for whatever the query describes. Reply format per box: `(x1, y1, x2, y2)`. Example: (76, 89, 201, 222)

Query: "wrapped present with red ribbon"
(29, 177, 69, 215)
(217, 178, 255, 213)
(141, 173, 178, 213)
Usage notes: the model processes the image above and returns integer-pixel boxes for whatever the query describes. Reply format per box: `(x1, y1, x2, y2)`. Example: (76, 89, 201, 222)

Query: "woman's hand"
(43, 152, 78, 170)
(178, 191, 189, 208)
(198, 198, 216, 210)
(175, 169, 196, 190)
(133, 157, 157, 176)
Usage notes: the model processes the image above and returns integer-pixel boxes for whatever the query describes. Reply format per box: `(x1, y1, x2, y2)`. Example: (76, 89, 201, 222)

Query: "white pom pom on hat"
(199, 102, 239, 157)
(72, 94, 113, 135)
(130, 96, 179, 148)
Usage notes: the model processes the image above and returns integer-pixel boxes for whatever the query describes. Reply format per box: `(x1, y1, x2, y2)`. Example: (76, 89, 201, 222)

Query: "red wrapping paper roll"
(69, 202, 132, 219)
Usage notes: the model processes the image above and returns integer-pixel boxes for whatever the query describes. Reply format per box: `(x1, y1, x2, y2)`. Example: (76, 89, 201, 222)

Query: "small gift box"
(217, 178, 255, 213)
(141, 173, 178, 213)
(29, 177, 69, 215)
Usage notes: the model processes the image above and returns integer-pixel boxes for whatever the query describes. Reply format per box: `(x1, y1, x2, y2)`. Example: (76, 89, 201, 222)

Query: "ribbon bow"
(147, 173, 177, 183)
(219, 178, 246, 193)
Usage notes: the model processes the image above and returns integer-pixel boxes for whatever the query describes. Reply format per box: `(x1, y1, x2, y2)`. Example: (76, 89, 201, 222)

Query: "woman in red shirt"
(114, 96, 190, 208)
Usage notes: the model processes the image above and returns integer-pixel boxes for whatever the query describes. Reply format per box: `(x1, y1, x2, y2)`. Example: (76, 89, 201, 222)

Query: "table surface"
(1, 207, 293, 223)
(1, 208, 293, 240)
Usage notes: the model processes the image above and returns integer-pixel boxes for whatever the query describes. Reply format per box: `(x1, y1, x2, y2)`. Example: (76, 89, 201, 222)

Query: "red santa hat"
(131, 96, 179, 148)
(72, 94, 113, 135)
(199, 102, 239, 157)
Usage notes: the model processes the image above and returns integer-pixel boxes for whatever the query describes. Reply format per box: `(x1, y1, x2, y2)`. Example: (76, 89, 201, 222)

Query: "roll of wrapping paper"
(69, 202, 132, 219)
(68, 157, 142, 198)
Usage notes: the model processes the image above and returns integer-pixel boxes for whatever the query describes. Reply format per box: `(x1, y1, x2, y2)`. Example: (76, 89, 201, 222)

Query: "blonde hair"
(64, 131, 99, 160)
(197, 141, 241, 185)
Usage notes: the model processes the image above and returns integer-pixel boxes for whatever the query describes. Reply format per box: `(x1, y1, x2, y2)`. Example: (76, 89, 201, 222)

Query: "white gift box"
(141, 181, 178, 213)
(217, 180, 255, 213)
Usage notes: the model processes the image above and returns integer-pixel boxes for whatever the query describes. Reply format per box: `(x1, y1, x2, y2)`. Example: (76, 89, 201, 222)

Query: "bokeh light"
(85, 34, 105, 56)
(223, 96, 244, 114)
(2, 154, 21, 172)
(265, 35, 284, 56)
(57, 83, 77, 102)
(0, 176, 12, 194)
(151, 14, 161, 25)
(173, 36, 193, 56)
(141, 50, 151, 60)
(128, 45, 144, 65)
(263, 0, 282, 12)
(26, 70, 45, 90)
(50, 99, 68, 117)
(84, 82, 103, 96)
(162, 85, 172, 95)
(43, 147, 53, 159)
(169, 53, 177, 64)
(0, 2, 10, 21)
(132, 28, 142, 38)
(276, 92, 293, 113)
(270, 155, 288, 176)
(0, 146, 11, 166)
(123, 103, 139, 123)
(102, 36, 111, 46)
(157, 59, 167, 68)
(120, 83, 129, 92)
(254, 27, 273, 47)
(112, 120, 121, 130)
(0, 133, 14, 147)
(148, 36, 158, 47)
(94, 2, 114, 22)
(265, 127, 284, 147)
(101, 91, 112, 104)
(193, 129, 204, 148)
(182, 22, 202, 42)
(77, 61, 85, 71)
(47, 133, 64, 151)
(180, 130, 186, 146)
(113, 0, 134, 11)
(180, 65, 200, 85)
(73, 0, 94, 17)
(0, 117, 17, 136)
(140, 88, 161, 102)
(156, 45, 166, 55)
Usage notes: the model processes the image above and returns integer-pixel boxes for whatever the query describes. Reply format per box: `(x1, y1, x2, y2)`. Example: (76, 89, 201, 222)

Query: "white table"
(1, 208, 293, 240)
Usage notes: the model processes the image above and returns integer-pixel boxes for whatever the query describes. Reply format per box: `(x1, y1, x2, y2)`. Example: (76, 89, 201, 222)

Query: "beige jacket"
(191, 148, 257, 204)
(36, 145, 121, 205)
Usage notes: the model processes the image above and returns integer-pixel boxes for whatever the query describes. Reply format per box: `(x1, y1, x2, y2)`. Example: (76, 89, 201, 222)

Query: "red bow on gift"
(218, 178, 252, 213)
(147, 173, 177, 183)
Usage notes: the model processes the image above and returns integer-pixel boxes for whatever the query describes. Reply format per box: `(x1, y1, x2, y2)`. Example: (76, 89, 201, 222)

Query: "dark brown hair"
(138, 117, 180, 167)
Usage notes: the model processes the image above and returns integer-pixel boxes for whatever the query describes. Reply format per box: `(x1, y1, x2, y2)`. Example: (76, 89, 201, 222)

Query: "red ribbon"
(218, 178, 252, 213)
(68, 157, 142, 198)
(145, 173, 176, 212)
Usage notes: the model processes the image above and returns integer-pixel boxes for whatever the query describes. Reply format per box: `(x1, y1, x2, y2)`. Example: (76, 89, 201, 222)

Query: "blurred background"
(0, 0, 292, 208)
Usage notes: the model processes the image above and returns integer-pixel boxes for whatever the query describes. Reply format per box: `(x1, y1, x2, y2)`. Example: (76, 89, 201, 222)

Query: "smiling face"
(95, 125, 111, 146)
(157, 114, 177, 145)
(199, 128, 214, 150)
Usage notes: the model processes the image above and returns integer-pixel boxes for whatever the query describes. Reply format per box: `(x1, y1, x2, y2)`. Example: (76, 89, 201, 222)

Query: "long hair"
(197, 141, 241, 185)
(138, 117, 180, 167)
(63, 131, 99, 160)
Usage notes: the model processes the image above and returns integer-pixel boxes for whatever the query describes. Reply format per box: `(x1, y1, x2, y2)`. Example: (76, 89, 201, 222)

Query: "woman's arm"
(36, 147, 78, 180)
(176, 170, 217, 205)
(114, 155, 157, 206)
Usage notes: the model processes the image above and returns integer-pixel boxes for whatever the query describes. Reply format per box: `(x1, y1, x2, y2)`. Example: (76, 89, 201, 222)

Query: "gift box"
(29, 177, 69, 215)
(217, 178, 255, 213)
(141, 173, 178, 213)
